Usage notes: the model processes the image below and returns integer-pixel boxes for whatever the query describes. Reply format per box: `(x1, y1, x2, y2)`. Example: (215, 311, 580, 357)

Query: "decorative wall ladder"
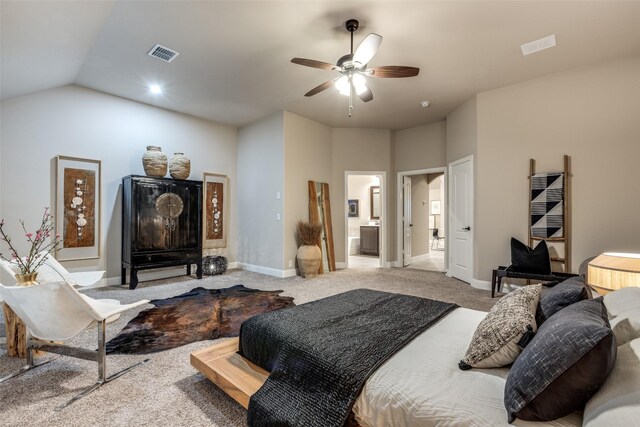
(528, 155, 572, 272)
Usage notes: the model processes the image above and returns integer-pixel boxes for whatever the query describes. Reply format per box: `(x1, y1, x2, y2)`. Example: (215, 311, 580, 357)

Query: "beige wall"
(283, 111, 332, 271)
(391, 121, 447, 263)
(446, 96, 479, 279)
(332, 129, 392, 264)
(237, 111, 284, 272)
(393, 121, 447, 172)
(446, 96, 477, 164)
(410, 174, 430, 256)
(1, 85, 238, 284)
(474, 57, 640, 280)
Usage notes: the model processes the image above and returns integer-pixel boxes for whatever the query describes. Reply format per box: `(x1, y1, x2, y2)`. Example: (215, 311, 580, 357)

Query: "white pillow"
(610, 308, 640, 346)
(603, 287, 640, 318)
(583, 338, 640, 426)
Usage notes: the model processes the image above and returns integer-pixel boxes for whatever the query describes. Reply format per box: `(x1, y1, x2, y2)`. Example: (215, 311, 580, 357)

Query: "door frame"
(447, 155, 474, 282)
(344, 171, 387, 269)
(396, 167, 447, 268)
(402, 176, 412, 266)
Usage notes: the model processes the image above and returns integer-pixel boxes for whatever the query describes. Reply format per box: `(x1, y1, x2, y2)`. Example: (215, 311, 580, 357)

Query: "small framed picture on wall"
(348, 199, 359, 217)
(430, 200, 441, 215)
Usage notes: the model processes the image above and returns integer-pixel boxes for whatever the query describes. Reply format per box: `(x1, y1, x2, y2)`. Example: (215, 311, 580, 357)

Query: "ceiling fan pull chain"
(348, 79, 353, 117)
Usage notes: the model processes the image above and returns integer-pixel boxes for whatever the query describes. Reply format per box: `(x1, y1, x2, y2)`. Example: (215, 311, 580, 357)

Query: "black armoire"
(121, 175, 203, 289)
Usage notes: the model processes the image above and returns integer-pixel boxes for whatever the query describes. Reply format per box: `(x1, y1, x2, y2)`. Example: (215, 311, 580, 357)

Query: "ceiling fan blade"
(369, 66, 420, 78)
(353, 33, 382, 66)
(291, 58, 336, 71)
(304, 78, 338, 97)
(357, 83, 373, 103)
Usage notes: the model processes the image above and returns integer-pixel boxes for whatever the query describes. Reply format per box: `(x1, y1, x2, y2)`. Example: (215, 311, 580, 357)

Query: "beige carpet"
(0, 268, 496, 427)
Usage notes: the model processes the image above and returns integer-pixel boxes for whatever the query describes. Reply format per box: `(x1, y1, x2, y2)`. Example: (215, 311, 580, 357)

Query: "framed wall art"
(203, 172, 229, 248)
(55, 156, 101, 260)
(348, 199, 359, 218)
(430, 200, 441, 215)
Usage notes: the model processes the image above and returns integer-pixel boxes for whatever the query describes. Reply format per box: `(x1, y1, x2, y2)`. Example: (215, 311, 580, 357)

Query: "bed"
(190, 287, 640, 427)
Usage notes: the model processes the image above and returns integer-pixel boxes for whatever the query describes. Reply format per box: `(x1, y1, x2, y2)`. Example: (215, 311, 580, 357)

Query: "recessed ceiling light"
(521, 34, 556, 56)
(149, 84, 162, 94)
(420, 100, 431, 108)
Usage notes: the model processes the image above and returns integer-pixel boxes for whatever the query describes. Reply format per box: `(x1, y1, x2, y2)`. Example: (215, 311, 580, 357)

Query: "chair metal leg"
(55, 320, 150, 411)
(98, 320, 106, 382)
(55, 358, 150, 411)
(1, 322, 150, 410)
(0, 332, 56, 383)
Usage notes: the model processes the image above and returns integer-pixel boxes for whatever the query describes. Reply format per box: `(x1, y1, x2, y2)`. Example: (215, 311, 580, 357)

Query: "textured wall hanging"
(55, 156, 101, 260)
(203, 172, 229, 248)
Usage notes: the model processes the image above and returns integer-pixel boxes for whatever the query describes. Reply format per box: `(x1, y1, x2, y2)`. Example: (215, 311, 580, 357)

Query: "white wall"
(0, 85, 237, 284)
(237, 111, 284, 274)
(347, 175, 379, 232)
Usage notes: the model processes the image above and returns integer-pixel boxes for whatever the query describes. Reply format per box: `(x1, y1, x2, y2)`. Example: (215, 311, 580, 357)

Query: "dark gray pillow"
(504, 298, 616, 423)
(536, 276, 591, 325)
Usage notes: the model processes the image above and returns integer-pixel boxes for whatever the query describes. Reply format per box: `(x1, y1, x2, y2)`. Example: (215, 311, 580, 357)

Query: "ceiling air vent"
(520, 35, 556, 56)
(147, 44, 179, 63)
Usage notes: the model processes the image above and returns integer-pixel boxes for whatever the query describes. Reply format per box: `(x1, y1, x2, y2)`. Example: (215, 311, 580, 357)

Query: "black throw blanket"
(239, 288, 458, 427)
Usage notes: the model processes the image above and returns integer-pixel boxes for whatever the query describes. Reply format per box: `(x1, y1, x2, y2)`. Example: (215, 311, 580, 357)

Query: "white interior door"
(448, 156, 473, 283)
(403, 176, 412, 266)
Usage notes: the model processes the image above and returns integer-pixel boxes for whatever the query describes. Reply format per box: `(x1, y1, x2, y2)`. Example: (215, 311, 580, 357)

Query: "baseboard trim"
(239, 263, 297, 279)
(470, 278, 491, 291)
(106, 261, 241, 287)
(443, 271, 491, 291)
(106, 266, 191, 287)
(335, 262, 346, 269)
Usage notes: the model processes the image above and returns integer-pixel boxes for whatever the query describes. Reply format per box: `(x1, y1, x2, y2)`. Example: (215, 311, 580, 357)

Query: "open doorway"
(397, 168, 446, 272)
(345, 172, 384, 269)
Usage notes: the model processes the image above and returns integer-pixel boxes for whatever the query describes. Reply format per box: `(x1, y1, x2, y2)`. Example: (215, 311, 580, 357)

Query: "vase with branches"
(296, 221, 323, 278)
(0, 207, 61, 285)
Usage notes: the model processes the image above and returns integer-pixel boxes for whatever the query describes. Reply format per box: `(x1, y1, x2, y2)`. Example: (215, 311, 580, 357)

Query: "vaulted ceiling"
(2, 1, 640, 130)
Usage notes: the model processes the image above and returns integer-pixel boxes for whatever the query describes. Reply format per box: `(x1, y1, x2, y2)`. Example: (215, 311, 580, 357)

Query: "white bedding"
(352, 307, 583, 427)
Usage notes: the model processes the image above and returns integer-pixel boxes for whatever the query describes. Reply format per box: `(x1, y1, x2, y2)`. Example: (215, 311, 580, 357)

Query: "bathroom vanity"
(360, 225, 379, 256)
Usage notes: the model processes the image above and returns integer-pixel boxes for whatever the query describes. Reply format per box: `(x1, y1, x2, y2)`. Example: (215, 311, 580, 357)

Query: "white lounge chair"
(0, 254, 105, 287)
(0, 280, 149, 409)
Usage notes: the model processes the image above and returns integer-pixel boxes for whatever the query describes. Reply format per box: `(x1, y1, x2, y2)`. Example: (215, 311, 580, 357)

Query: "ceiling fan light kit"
(291, 19, 420, 117)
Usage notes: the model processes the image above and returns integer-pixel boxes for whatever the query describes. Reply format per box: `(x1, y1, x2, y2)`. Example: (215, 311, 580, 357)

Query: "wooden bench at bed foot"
(190, 337, 267, 409)
(190, 338, 363, 427)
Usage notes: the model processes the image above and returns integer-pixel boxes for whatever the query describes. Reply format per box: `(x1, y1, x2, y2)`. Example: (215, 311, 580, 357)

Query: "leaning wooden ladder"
(528, 155, 572, 273)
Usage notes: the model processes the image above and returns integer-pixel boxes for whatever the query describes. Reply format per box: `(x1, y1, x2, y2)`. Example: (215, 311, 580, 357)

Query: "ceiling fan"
(291, 19, 420, 116)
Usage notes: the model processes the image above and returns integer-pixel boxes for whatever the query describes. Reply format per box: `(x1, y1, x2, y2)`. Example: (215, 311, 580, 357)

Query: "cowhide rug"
(106, 284, 295, 354)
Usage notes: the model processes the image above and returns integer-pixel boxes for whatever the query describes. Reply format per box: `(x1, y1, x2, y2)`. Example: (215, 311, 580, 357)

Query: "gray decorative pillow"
(459, 284, 541, 369)
(504, 297, 616, 423)
(536, 276, 591, 325)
